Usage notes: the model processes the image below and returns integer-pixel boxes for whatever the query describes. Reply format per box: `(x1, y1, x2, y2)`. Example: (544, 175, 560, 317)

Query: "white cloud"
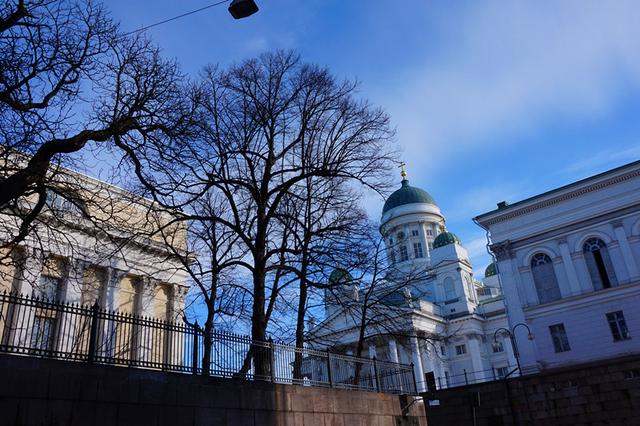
(385, 0, 640, 172)
(562, 143, 640, 176)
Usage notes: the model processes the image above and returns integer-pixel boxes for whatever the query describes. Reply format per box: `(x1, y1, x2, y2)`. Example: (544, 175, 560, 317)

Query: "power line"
(124, 0, 231, 36)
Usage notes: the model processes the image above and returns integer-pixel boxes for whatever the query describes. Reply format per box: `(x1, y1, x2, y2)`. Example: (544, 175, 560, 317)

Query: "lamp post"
(493, 323, 534, 375)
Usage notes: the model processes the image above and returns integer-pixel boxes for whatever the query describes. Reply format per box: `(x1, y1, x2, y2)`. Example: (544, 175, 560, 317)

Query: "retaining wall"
(0, 354, 426, 426)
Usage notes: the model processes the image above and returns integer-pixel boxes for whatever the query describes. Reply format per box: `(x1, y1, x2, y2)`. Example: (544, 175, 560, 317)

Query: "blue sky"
(108, 0, 640, 277)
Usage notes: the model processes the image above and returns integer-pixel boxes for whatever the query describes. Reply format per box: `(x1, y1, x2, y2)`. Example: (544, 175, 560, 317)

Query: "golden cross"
(398, 161, 407, 179)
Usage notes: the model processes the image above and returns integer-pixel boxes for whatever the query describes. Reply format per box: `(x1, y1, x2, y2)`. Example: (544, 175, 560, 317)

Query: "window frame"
(413, 242, 424, 259)
(606, 310, 631, 342)
(399, 245, 409, 262)
(455, 344, 467, 356)
(549, 323, 571, 353)
(530, 253, 562, 304)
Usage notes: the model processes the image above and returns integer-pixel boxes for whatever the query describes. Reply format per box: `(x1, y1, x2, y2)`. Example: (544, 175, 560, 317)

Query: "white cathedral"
(310, 168, 516, 392)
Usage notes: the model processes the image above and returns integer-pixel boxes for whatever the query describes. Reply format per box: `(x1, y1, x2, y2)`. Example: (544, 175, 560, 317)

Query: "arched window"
(583, 238, 617, 290)
(531, 253, 561, 303)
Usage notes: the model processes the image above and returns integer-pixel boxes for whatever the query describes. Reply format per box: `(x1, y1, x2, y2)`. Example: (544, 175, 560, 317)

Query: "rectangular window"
(428, 242, 433, 251)
(549, 323, 571, 352)
(492, 341, 504, 353)
(440, 345, 446, 356)
(455, 344, 466, 355)
(426, 229, 433, 236)
(413, 243, 424, 258)
(607, 311, 631, 341)
(495, 366, 509, 378)
(412, 229, 419, 237)
(400, 245, 409, 262)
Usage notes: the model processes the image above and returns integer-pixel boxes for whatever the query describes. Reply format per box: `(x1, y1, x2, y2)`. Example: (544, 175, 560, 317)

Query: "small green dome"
(433, 231, 461, 249)
(329, 268, 353, 284)
(485, 262, 497, 277)
(382, 179, 437, 214)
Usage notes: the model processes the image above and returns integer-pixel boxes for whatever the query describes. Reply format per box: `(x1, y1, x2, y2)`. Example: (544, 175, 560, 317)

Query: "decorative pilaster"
(467, 335, 488, 383)
(613, 222, 639, 280)
(558, 238, 581, 296)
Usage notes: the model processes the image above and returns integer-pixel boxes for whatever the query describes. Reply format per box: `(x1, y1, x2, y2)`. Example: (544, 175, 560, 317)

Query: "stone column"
(368, 343, 377, 359)
(388, 338, 400, 363)
(17, 250, 43, 296)
(410, 335, 426, 392)
(136, 277, 159, 365)
(63, 259, 85, 304)
(102, 268, 127, 357)
(558, 238, 581, 296)
(613, 222, 640, 280)
(56, 259, 86, 353)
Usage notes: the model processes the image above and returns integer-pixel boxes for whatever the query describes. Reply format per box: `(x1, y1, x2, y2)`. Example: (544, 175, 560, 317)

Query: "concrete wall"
(0, 354, 425, 426)
(422, 355, 640, 426)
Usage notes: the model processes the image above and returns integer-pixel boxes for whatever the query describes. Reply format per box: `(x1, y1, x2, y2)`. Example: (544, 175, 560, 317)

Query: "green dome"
(485, 262, 497, 277)
(433, 231, 461, 249)
(382, 179, 437, 214)
(329, 268, 353, 284)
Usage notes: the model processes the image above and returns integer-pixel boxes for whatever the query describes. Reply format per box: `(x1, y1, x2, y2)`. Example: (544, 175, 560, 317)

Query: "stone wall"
(0, 354, 425, 426)
(422, 355, 640, 426)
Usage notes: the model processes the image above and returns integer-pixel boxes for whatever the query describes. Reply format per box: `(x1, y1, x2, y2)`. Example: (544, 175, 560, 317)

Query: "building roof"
(382, 179, 437, 213)
(329, 268, 353, 284)
(485, 262, 497, 277)
(433, 231, 461, 248)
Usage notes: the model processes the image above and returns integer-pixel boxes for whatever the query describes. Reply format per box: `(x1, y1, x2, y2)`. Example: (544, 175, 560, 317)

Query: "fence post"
(464, 369, 468, 385)
(87, 302, 99, 364)
(326, 352, 333, 388)
(268, 338, 275, 383)
(373, 356, 380, 392)
(410, 362, 418, 394)
(192, 321, 199, 375)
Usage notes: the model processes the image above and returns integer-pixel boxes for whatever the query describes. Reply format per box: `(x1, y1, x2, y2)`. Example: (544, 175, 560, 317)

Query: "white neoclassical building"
(310, 169, 515, 391)
(475, 160, 640, 373)
(0, 167, 189, 360)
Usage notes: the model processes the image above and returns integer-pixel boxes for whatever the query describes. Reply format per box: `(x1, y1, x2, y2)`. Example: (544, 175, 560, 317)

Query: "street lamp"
(229, 0, 259, 19)
(493, 323, 534, 375)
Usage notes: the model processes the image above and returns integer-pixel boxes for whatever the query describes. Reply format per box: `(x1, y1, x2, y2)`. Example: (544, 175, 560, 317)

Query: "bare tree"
(126, 51, 397, 378)
(0, 0, 197, 247)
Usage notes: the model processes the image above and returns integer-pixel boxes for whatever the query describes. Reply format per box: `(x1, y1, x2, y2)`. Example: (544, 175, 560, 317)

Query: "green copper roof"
(382, 179, 437, 213)
(485, 262, 497, 277)
(329, 268, 353, 284)
(433, 231, 461, 249)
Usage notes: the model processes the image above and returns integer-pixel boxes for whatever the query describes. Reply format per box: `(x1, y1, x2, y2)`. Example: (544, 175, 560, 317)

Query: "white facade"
(311, 175, 514, 391)
(475, 160, 640, 373)
(0, 170, 190, 359)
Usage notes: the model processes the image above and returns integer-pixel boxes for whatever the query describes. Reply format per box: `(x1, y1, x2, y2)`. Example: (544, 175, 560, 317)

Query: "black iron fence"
(0, 292, 416, 394)
(434, 365, 520, 390)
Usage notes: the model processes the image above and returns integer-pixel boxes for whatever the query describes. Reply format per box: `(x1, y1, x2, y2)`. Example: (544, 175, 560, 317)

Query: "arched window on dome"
(583, 238, 617, 290)
(531, 253, 561, 304)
